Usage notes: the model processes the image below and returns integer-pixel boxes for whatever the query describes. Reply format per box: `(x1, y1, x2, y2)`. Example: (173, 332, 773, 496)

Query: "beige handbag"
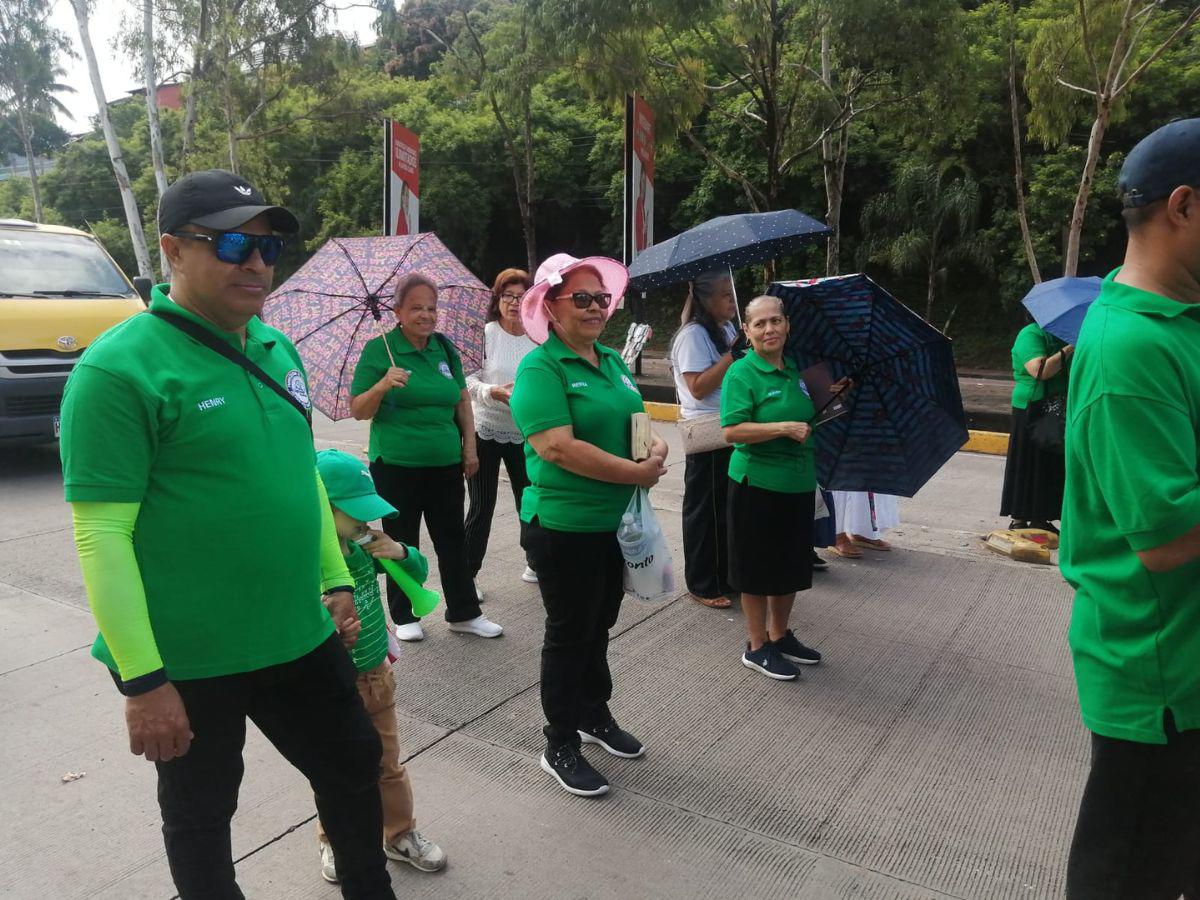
(678, 412, 729, 455)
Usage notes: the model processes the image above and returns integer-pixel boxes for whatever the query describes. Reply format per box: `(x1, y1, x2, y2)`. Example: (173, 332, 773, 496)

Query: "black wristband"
(325, 585, 355, 596)
(110, 666, 168, 697)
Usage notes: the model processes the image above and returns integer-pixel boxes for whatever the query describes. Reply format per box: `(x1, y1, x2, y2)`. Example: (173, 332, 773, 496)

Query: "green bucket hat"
(316, 449, 398, 523)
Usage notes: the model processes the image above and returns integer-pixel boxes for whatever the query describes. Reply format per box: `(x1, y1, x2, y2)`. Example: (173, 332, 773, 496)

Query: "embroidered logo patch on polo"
(766, 388, 783, 398)
(571, 380, 589, 389)
(438, 361, 453, 378)
(285, 370, 312, 409)
(620, 373, 639, 393)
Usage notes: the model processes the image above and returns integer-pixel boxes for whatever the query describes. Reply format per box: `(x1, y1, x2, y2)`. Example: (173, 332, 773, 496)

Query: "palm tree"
(860, 162, 992, 326)
(0, 0, 73, 222)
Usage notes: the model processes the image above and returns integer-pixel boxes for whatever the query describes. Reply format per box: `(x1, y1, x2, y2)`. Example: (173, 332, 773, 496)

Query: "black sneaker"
(773, 630, 822, 665)
(811, 550, 829, 571)
(742, 643, 799, 681)
(579, 720, 645, 759)
(540, 743, 609, 797)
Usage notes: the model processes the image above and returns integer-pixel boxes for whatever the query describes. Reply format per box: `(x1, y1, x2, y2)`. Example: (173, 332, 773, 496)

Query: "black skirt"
(727, 478, 815, 596)
(1000, 406, 1065, 523)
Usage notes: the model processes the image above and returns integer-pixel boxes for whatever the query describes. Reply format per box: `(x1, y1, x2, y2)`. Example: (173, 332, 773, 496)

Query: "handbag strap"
(150, 309, 312, 430)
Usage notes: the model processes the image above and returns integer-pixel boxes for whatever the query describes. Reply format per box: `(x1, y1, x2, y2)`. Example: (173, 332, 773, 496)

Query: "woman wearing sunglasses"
(349, 273, 504, 643)
(510, 253, 668, 798)
(463, 268, 538, 599)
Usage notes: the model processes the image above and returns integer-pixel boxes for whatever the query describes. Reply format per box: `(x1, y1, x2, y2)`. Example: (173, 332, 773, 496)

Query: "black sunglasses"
(171, 231, 285, 266)
(562, 290, 613, 310)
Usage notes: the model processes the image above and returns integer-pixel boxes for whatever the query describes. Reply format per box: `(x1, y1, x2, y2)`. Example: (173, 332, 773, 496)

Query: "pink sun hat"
(520, 252, 630, 345)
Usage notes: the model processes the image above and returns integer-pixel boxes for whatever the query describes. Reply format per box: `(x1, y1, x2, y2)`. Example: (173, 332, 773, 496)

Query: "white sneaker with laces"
(447, 615, 503, 638)
(395, 622, 425, 642)
(521, 566, 539, 583)
(384, 829, 447, 872)
(319, 842, 338, 884)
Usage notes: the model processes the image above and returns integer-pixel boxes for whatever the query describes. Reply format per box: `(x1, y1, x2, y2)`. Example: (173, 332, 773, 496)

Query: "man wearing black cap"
(1061, 120, 1200, 897)
(59, 170, 396, 899)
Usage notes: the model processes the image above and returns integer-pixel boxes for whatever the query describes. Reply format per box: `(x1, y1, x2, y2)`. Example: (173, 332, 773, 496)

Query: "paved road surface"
(0, 417, 1082, 899)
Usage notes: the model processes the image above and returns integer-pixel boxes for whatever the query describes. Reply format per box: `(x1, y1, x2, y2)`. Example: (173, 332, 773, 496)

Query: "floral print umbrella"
(263, 233, 490, 420)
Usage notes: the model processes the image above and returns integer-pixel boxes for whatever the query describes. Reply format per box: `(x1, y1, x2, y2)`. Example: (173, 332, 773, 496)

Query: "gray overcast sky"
(48, 0, 378, 132)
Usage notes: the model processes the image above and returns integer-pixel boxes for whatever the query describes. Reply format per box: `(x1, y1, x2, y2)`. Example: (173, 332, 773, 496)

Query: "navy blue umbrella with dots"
(627, 209, 831, 292)
(770, 274, 968, 498)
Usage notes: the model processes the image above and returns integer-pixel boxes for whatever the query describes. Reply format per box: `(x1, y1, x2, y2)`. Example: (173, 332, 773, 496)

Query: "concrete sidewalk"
(0, 419, 1083, 899)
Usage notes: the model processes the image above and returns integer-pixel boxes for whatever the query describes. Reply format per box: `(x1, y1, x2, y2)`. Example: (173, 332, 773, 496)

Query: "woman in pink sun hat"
(510, 253, 669, 798)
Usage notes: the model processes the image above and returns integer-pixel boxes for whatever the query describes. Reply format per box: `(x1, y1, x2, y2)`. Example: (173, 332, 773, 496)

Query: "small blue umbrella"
(627, 209, 830, 292)
(1020, 276, 1103, 345)
(770, 274, 968, 498)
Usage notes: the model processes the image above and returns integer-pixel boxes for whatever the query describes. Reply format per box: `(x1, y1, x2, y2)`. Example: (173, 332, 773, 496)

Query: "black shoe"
(579, 720, 645, 759)
(811, 550, 829, 571)
(540, 743, 609, 796)
(1008, 519, 1030, 531)
(773, 630, 822, 665)
(742, 642, 799, 681)
(1031, 520, 1060, 535)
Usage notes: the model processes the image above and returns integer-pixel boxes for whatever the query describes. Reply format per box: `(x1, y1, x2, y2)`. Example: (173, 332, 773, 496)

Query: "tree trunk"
(71, 0, 154, 279)
(822, 124, 848, 277)
(14, 107, 43, 222)
(143, 0, 170, 277)
(925, 259, 937, 323)
(181, 0, 209, 172)
(1063, 99, 1112, 277)
(1009, 20, 1040, 285)
(520, 96, 537, 273)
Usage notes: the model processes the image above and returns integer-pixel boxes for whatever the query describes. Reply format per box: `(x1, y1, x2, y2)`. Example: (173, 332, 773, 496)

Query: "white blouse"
(466, 320, 537, 443)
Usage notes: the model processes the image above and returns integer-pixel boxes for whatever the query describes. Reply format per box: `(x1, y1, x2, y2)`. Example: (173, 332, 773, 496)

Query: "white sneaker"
(395, 622, 425, 642)
(474, 579, 485, 602)
(384, 829, 447, 872)
(521, 566, 539, 583)
(319, 841, 338, 883)
(447, 615, 503, 638)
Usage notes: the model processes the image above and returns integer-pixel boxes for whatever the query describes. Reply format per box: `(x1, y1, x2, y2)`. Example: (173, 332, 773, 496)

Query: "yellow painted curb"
(647, 400, 1011, 457)
(963, 430, 1009, 456)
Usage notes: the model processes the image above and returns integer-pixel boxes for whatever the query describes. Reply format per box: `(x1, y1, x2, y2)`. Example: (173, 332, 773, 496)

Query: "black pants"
(370, 460, 481, 625)
(464, 435, 530, 577)
(1067, 714, 1200, 899)
(681, 447, 733, 599)
(522, 519, 624, 747)
(157, 634, 392, 900)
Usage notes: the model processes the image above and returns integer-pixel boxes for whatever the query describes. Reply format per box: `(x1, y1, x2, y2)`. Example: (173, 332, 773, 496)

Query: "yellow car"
(0, 219, 148, 444)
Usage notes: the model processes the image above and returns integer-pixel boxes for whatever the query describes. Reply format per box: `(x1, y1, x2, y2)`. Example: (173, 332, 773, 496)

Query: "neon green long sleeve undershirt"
(72, 470, 354, 684)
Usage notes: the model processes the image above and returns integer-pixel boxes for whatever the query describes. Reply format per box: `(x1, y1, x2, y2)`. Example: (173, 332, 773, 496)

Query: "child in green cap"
(314, 448, 447, 882)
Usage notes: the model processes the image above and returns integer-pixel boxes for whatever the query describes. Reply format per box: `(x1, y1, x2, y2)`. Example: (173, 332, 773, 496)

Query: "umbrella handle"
(367, 297, 398, 368)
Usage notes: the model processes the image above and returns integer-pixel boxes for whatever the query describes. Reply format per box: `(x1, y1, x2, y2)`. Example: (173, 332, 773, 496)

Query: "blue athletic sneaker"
(742, 643, 799, 681)
(773, 630, 822, 666)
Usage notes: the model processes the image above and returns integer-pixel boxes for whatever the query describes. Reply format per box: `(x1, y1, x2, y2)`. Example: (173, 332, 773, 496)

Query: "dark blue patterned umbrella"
(769, 274, 968, 498)
(627, 209, 830, 291)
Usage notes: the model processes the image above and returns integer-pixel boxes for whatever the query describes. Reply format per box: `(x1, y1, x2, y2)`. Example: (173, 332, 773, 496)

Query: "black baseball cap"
(158, 169, 300, 235)
(1119, 118, 1200, 208)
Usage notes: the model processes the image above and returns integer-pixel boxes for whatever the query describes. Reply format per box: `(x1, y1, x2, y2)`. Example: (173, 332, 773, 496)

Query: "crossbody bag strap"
(150, 310, 312, 430)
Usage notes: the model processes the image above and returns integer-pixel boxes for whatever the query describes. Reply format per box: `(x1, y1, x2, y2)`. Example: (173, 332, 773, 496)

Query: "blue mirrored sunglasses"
(171, 231, 285, 266)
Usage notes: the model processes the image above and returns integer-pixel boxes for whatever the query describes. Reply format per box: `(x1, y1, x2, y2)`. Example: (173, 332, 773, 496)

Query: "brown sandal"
(832, 537, 863, 559)
(690, 593, 732, 609)
(851, 535, 892, 551)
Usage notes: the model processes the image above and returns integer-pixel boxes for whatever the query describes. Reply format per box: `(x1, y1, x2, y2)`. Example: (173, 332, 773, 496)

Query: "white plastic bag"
(814, 488, 830, 521)
(617, 488, 676, 601)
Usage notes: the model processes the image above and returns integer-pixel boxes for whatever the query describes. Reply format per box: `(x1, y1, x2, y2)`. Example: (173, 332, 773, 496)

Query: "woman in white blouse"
(669, 270, 739, 609)
(465, 268, 538, 596)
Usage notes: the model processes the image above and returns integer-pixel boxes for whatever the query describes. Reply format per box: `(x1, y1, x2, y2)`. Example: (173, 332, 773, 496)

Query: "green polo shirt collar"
(1100, 268, 1200, 320)
(149, 283, 277, 350)
(744, 348, 796, 376)
(542, 331, 622, 367)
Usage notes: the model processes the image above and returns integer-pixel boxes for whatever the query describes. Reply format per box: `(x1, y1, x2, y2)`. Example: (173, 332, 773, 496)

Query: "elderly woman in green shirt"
(721, 295, 824, 683)
(1000, 321, 1073, 532)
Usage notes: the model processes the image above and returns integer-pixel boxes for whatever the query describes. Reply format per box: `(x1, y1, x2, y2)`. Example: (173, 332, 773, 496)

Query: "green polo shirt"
(60, 285, 334, 681)
(344, 541, 428, 673)
(1011, 322, 1069, 410)
(510, 333, 646, 532)
(351, 329, 467, 467)
(1061, 269, 1200, 744)
(720, 350, 817, 494)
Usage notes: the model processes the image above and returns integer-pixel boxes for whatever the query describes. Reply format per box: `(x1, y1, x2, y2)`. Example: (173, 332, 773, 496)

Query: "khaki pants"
(317, 661, 415, 846)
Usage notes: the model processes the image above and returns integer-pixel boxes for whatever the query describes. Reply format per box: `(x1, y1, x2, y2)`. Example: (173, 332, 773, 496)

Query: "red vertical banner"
(624, 94, 655, 265)
(384, 120, 420, 236)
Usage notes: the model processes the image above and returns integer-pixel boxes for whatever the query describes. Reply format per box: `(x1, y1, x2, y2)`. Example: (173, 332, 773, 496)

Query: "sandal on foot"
(690, 593, 732, 609)
(851, 535, 892, 552)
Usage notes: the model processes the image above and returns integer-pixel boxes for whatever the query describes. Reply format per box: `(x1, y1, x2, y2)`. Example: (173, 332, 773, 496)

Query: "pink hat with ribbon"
(520, 252, 629, 345)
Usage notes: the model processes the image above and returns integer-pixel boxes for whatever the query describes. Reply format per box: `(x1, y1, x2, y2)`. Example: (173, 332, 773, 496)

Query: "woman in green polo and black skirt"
(721, 295, 823, 682)
(350, 272, 504, 643)
(510, 253, 668, 799)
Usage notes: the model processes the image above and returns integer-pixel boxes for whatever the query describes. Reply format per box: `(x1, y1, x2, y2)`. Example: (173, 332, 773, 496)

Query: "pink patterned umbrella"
(263, 233, 490, 420)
